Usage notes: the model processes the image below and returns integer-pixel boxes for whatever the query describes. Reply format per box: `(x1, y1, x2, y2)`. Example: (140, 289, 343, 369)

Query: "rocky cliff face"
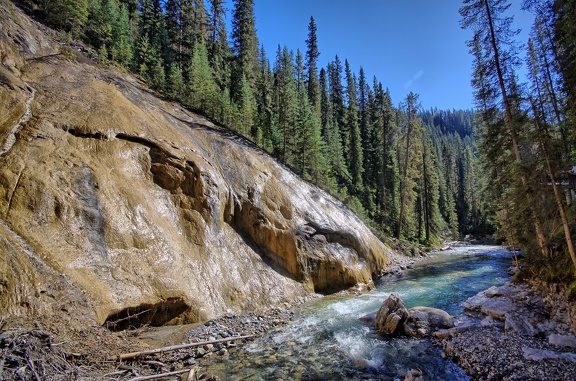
(0, 1, 397, 328)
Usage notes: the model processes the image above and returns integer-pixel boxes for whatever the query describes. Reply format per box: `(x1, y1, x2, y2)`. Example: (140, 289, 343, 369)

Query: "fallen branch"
(117, 335, 254, 361)
(126, 368, 191, 381)
(186, 366, 199, 381)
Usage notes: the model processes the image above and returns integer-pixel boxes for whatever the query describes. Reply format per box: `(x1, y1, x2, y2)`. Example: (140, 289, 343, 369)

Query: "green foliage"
(567, 281, 576, 301)
(305, 16, 320, 116)
(39, 0, 88, 35)
(231, 0, 258, 101)
(167, 63, 185, 99)
(187, 42, 218, 113)
(98, 43, 109, 63)
(345, 59, 364, 194)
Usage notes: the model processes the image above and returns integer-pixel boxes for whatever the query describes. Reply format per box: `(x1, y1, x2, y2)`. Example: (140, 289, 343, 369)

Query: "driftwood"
(126, 368, 191, 381)
(117, 335, 254, 361)
(186, 366, 198, 381)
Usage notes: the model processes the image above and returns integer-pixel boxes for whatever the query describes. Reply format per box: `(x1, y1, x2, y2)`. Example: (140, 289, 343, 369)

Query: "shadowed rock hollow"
(0, 1, 398, 328)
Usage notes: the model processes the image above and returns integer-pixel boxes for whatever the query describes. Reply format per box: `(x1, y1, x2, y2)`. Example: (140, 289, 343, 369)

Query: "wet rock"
(436, 281, 576, 380)
(374, 293, 408, 335)
(359, 311, 377, 323)
(404, 307, 454, 337)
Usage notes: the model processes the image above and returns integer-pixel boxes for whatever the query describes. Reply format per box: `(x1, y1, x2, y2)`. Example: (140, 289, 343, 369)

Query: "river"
(201, 245, 512, 380)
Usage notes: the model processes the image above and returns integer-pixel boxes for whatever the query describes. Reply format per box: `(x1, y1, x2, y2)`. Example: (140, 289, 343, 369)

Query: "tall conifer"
(305, 17, 321, 117)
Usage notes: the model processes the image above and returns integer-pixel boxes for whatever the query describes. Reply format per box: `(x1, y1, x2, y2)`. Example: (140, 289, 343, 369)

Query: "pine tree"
(371, 80, 399, 231)
(167, 62, 185, 99)
(136, 33, 164, 88)
(187, 41, 218, 116)
(139, 0, 163, 50)
(328, 56, 347, 162)
(41, 0, 89, 34)
(207, 0, 231, 89)
(357, 67, 372, 199)
(345, 60, 364, 193)
(255, 45, 274, 149)
(419, 130, 442, 244)
(396, 92, 421, 239)
(110, 3, 134, 65)
(165, 0, 185, 68)
(319, 68, 348, 189)
(555, 0, 576, 136)
(272, 46, 298, 164)
(237, 74, 258, 137)
(231, 0, 259, 101)
(461, 0, 548, 257)
(305, 17, 321, 117)
(525, 1, 568, 157)
(87, 0, 116, 48)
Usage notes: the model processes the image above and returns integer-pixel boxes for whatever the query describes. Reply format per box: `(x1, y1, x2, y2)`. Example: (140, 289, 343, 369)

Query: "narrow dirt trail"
(0, 82, 35, 157)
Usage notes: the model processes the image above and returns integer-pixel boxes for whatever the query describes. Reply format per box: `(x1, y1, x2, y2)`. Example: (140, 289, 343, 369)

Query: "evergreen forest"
(27, 0, 576, 285)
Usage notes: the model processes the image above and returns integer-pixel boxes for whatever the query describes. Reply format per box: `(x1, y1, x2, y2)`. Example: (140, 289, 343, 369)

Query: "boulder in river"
(373, 294, 453, 337)
(404, 306, 454, 337)
(374, 293, 408, 334)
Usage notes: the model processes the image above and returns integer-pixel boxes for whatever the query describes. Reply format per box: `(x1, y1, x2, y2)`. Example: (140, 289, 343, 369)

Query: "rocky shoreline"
(434, 281, 576, 380)
(4, 245, 576, 380)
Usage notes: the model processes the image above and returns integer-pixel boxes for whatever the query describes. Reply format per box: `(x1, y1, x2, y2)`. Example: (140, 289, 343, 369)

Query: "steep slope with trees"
(0, 0, 399, 326)
(21, 0, 490, 249)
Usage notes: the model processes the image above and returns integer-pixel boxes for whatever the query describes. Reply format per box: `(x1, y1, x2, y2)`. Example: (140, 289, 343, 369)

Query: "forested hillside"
(460, 0, 576, 284)
(26, 0, 576, 285)
(24, 0, 492, 247)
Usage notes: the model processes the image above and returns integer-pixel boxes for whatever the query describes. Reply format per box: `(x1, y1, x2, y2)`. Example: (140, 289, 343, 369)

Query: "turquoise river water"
(202, 245, 512, 380)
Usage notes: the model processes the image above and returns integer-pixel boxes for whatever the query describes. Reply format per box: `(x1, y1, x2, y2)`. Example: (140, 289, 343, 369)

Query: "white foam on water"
(334, 326, 373, 360)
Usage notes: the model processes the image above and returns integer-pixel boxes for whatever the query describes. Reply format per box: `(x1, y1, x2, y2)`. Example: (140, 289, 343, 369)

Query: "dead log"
(117, 335, 254, 361)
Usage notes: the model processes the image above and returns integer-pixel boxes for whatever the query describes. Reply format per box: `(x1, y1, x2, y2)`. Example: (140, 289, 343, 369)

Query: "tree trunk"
(531, 98, 576, 273)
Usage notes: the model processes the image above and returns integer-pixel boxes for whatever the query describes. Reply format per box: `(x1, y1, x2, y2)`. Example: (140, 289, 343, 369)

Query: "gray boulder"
(404, 306, 455, 337)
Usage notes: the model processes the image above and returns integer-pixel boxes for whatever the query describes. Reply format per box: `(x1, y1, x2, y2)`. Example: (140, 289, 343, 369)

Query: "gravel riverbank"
(434, 281, 576, 380)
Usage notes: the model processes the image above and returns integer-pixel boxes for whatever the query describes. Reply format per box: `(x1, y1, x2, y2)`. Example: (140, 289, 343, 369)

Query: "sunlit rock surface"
(0, 1, 397, 327)
(403, 306, 454, 337)
(374, 292, 408, 334)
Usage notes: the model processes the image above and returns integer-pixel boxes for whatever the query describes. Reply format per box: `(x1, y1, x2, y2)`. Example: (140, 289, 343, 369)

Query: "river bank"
(5, 245, 571, 380)
(435, 280, 576, 380)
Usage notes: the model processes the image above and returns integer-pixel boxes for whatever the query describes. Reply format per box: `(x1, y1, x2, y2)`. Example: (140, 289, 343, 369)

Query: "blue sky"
(224, 1, 535, 111)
